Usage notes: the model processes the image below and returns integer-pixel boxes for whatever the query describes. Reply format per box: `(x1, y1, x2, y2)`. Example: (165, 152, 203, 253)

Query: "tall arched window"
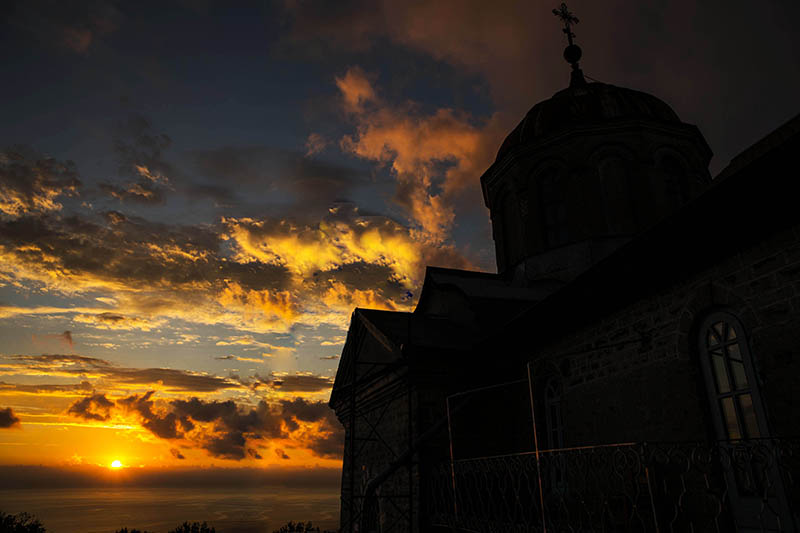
(539, 171, 568, 247)
(544, 376, 564, 450)
(697, 312, 767, 441)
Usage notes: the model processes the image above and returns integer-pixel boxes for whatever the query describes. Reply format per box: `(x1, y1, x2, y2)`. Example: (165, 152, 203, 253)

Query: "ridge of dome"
(496, 82, 682, 162)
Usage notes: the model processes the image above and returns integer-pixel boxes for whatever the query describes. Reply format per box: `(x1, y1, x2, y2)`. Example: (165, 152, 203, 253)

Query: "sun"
(110, 460, 122, 469)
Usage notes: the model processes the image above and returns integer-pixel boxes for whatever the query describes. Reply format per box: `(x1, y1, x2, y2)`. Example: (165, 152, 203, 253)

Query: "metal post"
(445, 395, 458, 527)
(527, 361, 547, 533)
(641, 442, 661, 533)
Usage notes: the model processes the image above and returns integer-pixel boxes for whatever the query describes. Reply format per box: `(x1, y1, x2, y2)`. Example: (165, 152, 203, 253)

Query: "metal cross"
(552, 3, 579, 46)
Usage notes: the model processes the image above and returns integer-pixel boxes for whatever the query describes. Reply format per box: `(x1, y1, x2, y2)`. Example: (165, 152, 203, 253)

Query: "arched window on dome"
(658, 153, 690, 205)
(499, 191, 523, 268)
(539, 170, 568, 248)
(598, 156, 632, 235)
(697, 312, 767, 441)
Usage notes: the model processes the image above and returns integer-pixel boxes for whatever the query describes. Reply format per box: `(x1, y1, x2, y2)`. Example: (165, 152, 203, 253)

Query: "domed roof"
(496, 82, 681, 162)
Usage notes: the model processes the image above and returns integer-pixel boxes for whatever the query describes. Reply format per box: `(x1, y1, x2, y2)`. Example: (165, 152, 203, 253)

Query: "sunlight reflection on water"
(0, 487, 339, 533)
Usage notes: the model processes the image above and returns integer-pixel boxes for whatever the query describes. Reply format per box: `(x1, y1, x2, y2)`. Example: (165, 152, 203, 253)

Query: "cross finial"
(552, 3, 579, 46)
(552, 3, 586, 86)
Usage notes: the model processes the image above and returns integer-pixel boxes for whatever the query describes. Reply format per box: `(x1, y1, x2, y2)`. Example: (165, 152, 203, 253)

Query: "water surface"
(0, 487, 339, 533)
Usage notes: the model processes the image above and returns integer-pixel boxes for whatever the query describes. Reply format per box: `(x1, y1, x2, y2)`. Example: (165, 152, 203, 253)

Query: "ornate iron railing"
(427, 438, 800, 532)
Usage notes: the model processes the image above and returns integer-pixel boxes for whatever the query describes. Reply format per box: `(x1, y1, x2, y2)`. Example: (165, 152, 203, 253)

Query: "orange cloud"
(335, 67, 506, 241)
(0, 150, 81, 217)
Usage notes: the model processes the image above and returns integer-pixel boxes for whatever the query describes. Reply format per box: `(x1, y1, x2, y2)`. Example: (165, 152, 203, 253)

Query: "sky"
(0, 0, 798, 477)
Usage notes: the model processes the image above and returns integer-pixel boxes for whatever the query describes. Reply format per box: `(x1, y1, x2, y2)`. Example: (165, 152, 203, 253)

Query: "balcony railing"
(427, 438, 800, 532)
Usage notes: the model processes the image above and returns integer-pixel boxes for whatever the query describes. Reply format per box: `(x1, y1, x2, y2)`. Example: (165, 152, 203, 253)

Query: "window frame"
(697, 311, 769, 441)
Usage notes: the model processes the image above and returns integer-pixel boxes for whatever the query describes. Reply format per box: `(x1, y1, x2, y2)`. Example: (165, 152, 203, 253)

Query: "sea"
(0, 487, 340, 533)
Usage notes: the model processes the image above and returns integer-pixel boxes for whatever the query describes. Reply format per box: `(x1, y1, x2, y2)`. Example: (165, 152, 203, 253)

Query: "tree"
(272, 522, 320, 533)
(0, 511, 46, 533)
(167, 523, 215, 533)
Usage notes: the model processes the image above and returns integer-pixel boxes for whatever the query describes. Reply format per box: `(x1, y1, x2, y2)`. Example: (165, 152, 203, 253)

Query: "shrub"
(0, 511, 46, 533)
(272, 521, 320, 533)
(167, 522, 215, 533)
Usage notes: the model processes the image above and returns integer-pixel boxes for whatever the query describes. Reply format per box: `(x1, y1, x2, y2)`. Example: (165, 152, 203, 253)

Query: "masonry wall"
(337, 366, 416, 533)
(530, 222, 800, 446)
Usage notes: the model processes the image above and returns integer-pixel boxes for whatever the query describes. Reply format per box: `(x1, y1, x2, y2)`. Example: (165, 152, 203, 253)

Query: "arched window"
(697, 312, 767, 441)
(659, 153, 689, 205)
(544, 376, 564, 450)
(599, 156, 631, 235)
(539, 171, 568, 247)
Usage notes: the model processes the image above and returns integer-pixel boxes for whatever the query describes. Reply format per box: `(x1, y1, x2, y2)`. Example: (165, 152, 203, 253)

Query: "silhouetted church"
(330, 5, 800, 532)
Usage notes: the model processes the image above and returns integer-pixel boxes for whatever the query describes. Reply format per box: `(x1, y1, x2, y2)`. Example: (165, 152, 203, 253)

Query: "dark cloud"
(0, 380, 92, 394)
(98, 180, 166, 205)
(247, 447, 263, 459)
(243, 372, 334, 393)
(65, 391, 343, 460)
(0, 210, 292, 300)
(274, 448, 289, 460)
(0, 407, 21, 428)
(170, 448, 186, 460)
(320, 355, 340, 360)
(284, 0, 800, 175)
(68, 393, 114, 421)
(189, 145, 367, 215)
(1, 354, 242, 393)
(31, 330, 74, 349)
(0, 149, 81, 217)
(112, 113, 175, 182)
(117, 391, 184, 439)
(6, 0, 123, 54)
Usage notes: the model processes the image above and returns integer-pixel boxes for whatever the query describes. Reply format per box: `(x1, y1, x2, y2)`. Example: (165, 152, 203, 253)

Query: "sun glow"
(110, 460, 122, 468)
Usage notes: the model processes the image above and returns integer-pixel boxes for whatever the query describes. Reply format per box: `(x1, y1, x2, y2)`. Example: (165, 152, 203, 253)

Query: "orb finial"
(552, 3, 586, 86)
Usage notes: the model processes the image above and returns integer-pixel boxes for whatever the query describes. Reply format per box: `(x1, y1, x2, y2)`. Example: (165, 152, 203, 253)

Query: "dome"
(496, 82, 681, 162)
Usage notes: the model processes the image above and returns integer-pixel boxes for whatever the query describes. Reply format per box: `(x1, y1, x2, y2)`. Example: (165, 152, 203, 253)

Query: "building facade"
(330, 42, 800, 533)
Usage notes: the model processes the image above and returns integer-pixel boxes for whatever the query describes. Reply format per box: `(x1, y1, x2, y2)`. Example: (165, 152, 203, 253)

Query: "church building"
(329, 5, 800, 532)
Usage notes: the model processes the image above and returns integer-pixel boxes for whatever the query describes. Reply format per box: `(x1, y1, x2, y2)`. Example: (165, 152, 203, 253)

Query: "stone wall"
(530, 222, 800, 447)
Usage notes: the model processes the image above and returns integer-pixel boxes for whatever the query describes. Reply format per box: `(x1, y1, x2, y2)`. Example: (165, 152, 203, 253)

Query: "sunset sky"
(1, 0, 798, 476)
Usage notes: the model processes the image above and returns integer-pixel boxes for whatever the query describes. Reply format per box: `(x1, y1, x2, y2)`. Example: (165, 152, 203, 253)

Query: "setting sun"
(110, 460, 122, 469)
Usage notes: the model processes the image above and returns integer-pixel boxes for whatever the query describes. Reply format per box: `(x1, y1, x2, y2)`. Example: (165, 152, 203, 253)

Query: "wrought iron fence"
(427, 438, 800, 532)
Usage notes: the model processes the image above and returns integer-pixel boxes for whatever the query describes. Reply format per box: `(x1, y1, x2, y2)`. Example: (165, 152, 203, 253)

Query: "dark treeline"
(0, 512, 337, 533)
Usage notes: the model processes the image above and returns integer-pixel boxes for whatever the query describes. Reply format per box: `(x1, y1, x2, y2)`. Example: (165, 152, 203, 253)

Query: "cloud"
(1, 158, 470, 336)
(170, 448, 186, 460)
(8, 0, 122, 54)
(73, 312, 161, 331)
(274, 448, 290, 460)
(335, 66, 376, 111)
(65, 391, 343, 460)
(0, 380, 92, 396)
(0, 407, 21, 428)
(31, 330, 73, 349)
(304, 133, 329, 157)
(319, 355, 340, 360)
(97, 114, 177, 205)
(189, 145, 366, 216)
(0, 354, 242, 393)
(243, 372, 334, 393)
(335, 67, 506, 242)
(0, 149, 81, 217)
(67, 393, 114, 421)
